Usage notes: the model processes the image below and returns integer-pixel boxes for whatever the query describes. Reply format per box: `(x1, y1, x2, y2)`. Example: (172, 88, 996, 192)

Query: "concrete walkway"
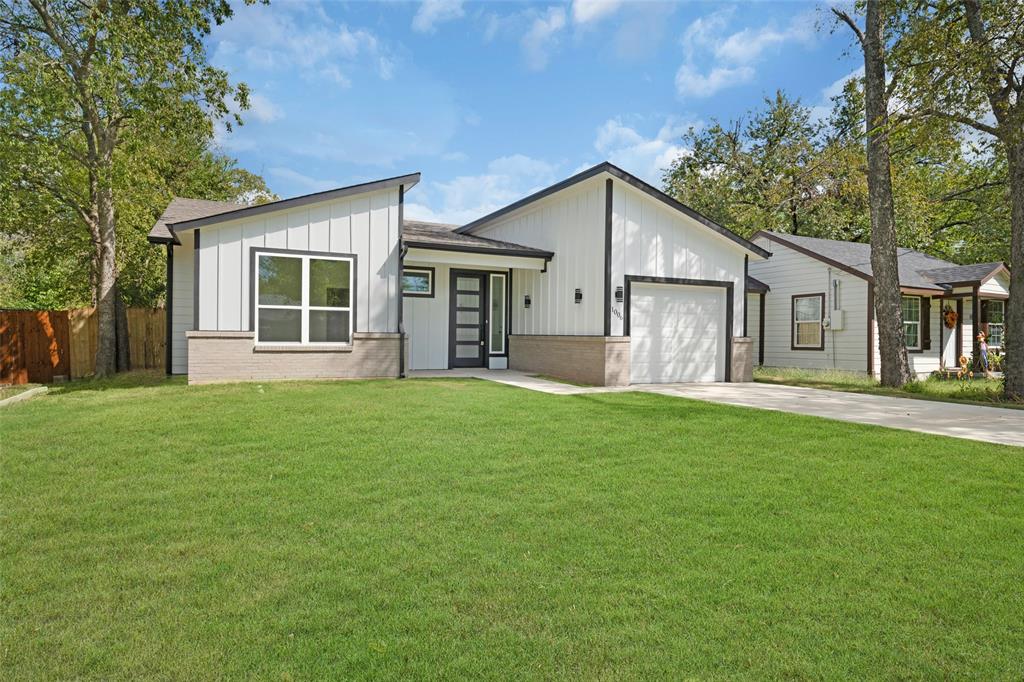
(407, 369, 1024, 447)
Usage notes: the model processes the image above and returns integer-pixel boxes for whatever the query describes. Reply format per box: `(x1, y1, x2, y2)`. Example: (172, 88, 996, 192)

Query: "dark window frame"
(401, 266, 435, 298)
(249, 246, 358, 345)
(791, 293, 825, 351)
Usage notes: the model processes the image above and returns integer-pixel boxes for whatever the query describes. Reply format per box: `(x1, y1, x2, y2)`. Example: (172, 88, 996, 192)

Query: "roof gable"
(457, 162, 770, 259)
(149, 172, 420, 244)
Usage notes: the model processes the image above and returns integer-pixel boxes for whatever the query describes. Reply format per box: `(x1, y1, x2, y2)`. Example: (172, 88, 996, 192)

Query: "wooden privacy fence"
(1, 308, 165, 385)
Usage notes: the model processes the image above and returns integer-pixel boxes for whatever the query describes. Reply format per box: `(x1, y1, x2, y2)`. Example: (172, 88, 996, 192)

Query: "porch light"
(574, 288, 582, 304)
(524, 294, 531, 309)
(615, 286, 624, 303)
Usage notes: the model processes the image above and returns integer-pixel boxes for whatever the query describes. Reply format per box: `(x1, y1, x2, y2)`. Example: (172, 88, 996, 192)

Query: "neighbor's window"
(984, 299, 1005, 347)
(489, 273, 506, 354)
(792, 294, 823, 349)
(402, 268, 434, 297)
(256, 251, 353, 344)
(902, 296, 921, 350)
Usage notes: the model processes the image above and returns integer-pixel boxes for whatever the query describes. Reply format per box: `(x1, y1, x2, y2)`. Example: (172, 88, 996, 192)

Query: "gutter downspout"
(398, 185, 406, 379)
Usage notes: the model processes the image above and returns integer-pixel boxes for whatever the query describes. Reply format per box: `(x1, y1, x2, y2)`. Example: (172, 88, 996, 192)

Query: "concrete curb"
(0, 386, 48, 408)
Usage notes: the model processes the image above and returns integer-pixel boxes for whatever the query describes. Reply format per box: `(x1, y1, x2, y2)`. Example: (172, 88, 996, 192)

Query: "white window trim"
(902, 295, 922, 351)
(401, 267, 434, 297)
(986, 299, 1005, 348)
(792, 294, 824, 349)
(254, 250, 355, 346)
(489, 273, 507, 356)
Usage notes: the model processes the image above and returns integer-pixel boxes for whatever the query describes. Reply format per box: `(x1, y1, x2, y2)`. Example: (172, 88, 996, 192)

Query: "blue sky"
(209, 0, 861, 224)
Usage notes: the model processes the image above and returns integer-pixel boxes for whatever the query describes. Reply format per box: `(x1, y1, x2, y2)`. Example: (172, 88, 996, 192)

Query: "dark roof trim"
(753, 230, 873, 283)
(746, 274, 770, 293)
(457, 161, 770, 259)
(168, 172, 421, 233)
(940, 263, 1010, 287)
(147, 234, 176, 245)
(402, 239, 554, 261)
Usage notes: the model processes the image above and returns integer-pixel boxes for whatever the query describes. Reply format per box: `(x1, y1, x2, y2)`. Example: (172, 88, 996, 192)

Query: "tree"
(0, 0, 252, 376)
(892, 0, 1024, 398)
(833, 1, 914, 388)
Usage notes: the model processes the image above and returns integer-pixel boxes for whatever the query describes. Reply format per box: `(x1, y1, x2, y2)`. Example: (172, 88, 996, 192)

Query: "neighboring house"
(746, 231, 1011, 377)
(148, 162, 770, 385)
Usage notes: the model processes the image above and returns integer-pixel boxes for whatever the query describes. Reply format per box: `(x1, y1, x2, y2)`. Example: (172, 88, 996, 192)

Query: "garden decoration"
(942, 305, 958, 329)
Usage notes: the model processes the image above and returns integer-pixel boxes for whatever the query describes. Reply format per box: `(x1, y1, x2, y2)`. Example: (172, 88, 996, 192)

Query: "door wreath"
(943, 305, 958, 329)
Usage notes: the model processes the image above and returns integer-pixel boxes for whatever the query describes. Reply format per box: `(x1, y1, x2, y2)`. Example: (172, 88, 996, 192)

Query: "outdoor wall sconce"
(524, 294, 531, 309)
(615, 286, 624, 303)
(574, 288, 583, 304)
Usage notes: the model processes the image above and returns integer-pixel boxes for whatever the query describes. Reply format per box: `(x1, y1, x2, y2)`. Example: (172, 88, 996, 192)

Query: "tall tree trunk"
(1005, 142, 1024, 399)
(94, 176, 117, 377)
(863, 0, 913, 387)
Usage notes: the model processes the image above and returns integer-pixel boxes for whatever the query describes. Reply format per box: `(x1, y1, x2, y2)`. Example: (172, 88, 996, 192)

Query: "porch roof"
(402, 220, 554, 260)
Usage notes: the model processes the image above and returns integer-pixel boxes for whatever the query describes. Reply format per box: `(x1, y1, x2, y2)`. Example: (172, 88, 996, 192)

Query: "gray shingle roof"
(149, 197, 246, 243)
(402, 220, 553, 258)
(759, 231, 1002, 291)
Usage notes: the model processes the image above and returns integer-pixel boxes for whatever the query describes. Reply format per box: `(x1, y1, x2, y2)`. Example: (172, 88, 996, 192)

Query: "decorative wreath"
(943, 306, 958, 329)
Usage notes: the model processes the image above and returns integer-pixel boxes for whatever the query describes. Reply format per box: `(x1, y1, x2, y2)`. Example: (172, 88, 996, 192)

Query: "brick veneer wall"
(186, 330, 401, 384)
(508, 335, 631, 386)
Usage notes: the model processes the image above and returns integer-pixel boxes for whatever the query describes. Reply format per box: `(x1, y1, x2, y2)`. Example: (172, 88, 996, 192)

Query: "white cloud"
(810, 67, 863, 123)
(412, 0, 465, 34)
(211, 2, 395, 85)
(675, 64, 754, 98)
(406, 154, 561, 225)
(676, 8, 817, 99)
(521, 7, 567, 71)
(571, 0, 622, 25)
(247, 93, 284, 123)
(268, 167, 339, 193)
(593, 117, 694, 185)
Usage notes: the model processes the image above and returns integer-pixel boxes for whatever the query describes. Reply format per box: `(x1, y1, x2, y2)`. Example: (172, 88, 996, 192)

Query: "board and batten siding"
(610, 181, 748, 338)
(170, 231, 195, 374)
(472, 178, 606, 336)
(749, 236, 870, 372)
(192, 188, 400, 336)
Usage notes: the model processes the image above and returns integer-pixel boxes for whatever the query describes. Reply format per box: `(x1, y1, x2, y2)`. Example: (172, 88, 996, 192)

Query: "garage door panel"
(629, 284, 726, 383)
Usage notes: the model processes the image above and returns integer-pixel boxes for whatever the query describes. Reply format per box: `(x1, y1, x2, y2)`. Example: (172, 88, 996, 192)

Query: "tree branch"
(832, 8, 865, 48)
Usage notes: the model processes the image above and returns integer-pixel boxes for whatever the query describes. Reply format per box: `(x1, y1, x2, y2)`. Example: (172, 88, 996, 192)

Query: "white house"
(746, 231, 1011, 377)
(148, 163, 771, 385)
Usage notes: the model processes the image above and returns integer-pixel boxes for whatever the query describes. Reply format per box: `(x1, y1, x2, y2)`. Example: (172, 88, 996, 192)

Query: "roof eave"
(168, 172, 421, 233)
(753, 230, 873, 283)
(402, 239, 554, 260)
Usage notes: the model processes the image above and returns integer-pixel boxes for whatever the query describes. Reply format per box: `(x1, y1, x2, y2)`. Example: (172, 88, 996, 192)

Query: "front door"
(449, 271, 487, 368)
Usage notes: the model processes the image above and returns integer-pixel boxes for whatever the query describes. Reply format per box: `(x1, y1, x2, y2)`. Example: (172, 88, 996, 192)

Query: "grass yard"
(2, 373, 1022, 679)
(755, 366, 1023, 409)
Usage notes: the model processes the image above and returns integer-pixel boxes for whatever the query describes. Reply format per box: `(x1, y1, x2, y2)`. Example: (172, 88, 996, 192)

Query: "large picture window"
(902, 296, 921, 350)
(792, 294, 824, 350)
(983, 299, 1005, 348)
(255, 251, 354, 345)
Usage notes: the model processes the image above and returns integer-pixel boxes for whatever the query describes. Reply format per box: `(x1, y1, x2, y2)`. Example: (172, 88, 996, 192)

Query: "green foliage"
(662, 85, 1012, 265)
(0, 0, 273, 310)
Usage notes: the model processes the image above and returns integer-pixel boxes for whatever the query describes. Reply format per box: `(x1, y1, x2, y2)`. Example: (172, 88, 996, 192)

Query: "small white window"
(255, 251, 354, 345)
(402, 268, 434, 297)
(902, 296, 921, 350)
(792, 294, 824, 349)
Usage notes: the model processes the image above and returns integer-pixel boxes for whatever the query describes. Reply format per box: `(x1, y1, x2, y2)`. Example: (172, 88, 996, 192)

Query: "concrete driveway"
(640, 382, 1024, 447)
(409, 369, 1023, 447)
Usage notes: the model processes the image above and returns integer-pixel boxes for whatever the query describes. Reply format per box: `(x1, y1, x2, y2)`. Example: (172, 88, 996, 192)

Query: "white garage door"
(629, 283, 726, 383)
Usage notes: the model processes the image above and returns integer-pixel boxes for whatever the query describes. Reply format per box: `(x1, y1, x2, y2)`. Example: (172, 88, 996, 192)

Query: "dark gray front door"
(449, 271, 486, 368)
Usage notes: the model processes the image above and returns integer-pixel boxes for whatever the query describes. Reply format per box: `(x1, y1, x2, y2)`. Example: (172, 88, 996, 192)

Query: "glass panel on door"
(451, 273, 486, 367)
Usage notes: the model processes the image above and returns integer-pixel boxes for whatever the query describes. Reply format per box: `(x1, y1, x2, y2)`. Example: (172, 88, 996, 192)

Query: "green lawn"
(2, 373, 1022, 679)
(755, 366, 1023, 409)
